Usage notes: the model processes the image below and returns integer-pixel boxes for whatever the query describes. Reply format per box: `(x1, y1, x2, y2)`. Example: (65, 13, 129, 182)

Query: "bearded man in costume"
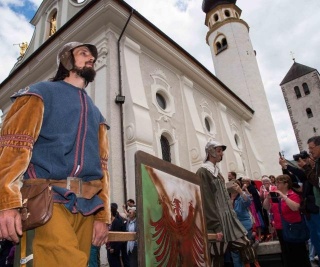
(0, 42, 111, 266)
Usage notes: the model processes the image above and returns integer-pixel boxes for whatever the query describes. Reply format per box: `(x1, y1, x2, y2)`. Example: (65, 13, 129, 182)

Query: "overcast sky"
(1, 0, 319, 160)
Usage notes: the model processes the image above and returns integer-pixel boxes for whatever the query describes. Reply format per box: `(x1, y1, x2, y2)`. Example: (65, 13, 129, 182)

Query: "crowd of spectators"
(225, 135, 320, 267)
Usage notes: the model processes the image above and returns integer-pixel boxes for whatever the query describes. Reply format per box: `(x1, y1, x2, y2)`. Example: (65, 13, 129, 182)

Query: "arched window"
(214, 13, 219, 22)
(302, 83, 310, 95)
(294, 86, 301, 98)
(306, 108, 313, 118)
(216, 42, 222, 51)
(222, 38, 227, 47)
(160, 135, 171, 162)
(215, 35, 228, 54)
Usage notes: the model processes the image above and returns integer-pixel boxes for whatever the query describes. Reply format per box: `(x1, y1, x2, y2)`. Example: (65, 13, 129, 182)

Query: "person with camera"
(270, 175, 311, 267)
(229, 179, 261, 267)
(295, 136, 320, 266)
(299, 137, 320, 205)
(262, 180, 287, 266)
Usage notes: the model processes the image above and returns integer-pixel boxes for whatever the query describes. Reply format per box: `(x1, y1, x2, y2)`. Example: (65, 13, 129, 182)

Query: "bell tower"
(203, 0, 258, 107)
(202, 0, 281, 175)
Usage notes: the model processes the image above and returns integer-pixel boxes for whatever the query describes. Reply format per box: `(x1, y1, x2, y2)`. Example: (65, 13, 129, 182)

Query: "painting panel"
(135, 151, 210, 267)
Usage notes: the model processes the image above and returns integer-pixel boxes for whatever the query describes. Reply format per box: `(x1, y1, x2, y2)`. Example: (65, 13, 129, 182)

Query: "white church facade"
(0, 0, 281, 205)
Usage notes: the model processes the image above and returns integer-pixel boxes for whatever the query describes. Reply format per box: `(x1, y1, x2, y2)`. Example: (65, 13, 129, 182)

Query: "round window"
(156, 93, 166, 110)
(70, 0, 86, 4)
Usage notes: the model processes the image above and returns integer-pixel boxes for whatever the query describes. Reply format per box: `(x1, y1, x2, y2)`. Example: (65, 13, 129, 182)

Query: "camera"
(270, 192, 279, 203)
(293, 150, 309, 161)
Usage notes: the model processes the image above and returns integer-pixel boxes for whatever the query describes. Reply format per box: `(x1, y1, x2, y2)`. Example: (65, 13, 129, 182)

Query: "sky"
(1, 0, 319, 160)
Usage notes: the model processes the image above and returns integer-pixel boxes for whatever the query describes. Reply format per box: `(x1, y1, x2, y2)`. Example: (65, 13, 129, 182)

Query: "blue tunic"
(12, 80, 107, 215)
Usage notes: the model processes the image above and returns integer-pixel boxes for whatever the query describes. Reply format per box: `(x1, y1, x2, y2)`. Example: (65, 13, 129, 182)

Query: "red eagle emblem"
(150, 194, 206, 266)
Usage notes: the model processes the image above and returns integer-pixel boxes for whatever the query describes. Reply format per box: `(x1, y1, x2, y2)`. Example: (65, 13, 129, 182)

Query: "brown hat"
(57, 42, 98, 70)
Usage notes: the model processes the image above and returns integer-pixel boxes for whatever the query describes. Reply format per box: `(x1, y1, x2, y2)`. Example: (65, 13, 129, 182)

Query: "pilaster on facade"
(241, 121, 264, 179)
(218, 103, 245, 176)
(122, 36, 155, 197)
(181, 76, 208, 170)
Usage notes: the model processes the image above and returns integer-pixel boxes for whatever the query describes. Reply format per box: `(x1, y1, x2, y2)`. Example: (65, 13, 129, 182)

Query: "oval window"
(205, 118, 211, 132)
(156, 93, 166, 110)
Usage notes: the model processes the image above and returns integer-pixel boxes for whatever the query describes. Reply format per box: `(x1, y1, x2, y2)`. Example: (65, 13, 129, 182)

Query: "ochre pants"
(28, 203, 94, 267)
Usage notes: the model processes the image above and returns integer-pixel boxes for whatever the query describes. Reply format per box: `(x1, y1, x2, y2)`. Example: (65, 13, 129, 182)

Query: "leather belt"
(23, 177, 102, 199)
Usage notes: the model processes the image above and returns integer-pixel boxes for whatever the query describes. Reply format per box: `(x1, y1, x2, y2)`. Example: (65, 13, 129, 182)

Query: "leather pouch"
(20, 180, 53, 231)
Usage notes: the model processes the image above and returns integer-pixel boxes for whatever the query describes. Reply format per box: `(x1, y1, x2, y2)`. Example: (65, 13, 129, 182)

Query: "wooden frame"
(135, 151, 210, 266)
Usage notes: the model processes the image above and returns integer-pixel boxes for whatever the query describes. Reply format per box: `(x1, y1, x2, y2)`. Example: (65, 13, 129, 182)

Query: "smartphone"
(270, 192, 279, 203)
(279, 152, 283, 158)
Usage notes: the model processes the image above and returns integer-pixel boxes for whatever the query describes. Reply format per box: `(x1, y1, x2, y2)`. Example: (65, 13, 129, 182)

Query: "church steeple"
(202, 0, 237, 13)
(202, 1, 281, 177)
(202, 1, 252, 105)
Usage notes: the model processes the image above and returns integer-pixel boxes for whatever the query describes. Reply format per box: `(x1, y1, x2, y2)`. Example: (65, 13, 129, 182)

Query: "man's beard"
(73, 66, 96, 83)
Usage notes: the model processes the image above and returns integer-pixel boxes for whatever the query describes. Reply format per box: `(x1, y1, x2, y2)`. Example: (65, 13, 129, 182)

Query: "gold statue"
(19, 42, 28, 57)
(49, 14, 57, 37)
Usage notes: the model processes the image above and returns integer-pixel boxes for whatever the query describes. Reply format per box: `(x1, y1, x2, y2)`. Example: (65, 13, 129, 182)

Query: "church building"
(0, 0, 281, 205)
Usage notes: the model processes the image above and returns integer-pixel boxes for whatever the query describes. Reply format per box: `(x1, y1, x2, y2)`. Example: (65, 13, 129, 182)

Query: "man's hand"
(0, 209, 22, 243)
(279, 157, 287, 169)
(92, 220, 109, 246)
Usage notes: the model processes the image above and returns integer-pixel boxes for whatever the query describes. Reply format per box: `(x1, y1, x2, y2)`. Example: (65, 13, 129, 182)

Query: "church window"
(294, 86, 301, 98)
(160, 135, 171, 162)
(202, 114, 216, 137)
(225, 10, 231, 17)
(151, 74, 175, 117)
(214, 14, 219, 22)
(70, 0, 86, 4)
(234, 134, 239, 147)
(306, 108, 313, 118)
(156, 92, 166, 110)
(234, 134, 242, 149)
(205, 118, 211, 132)
(215, 35, 228, 54)
(222, 38, 227, 47)
(302, 83, 310, 95)
(216, 42, 222, 51)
